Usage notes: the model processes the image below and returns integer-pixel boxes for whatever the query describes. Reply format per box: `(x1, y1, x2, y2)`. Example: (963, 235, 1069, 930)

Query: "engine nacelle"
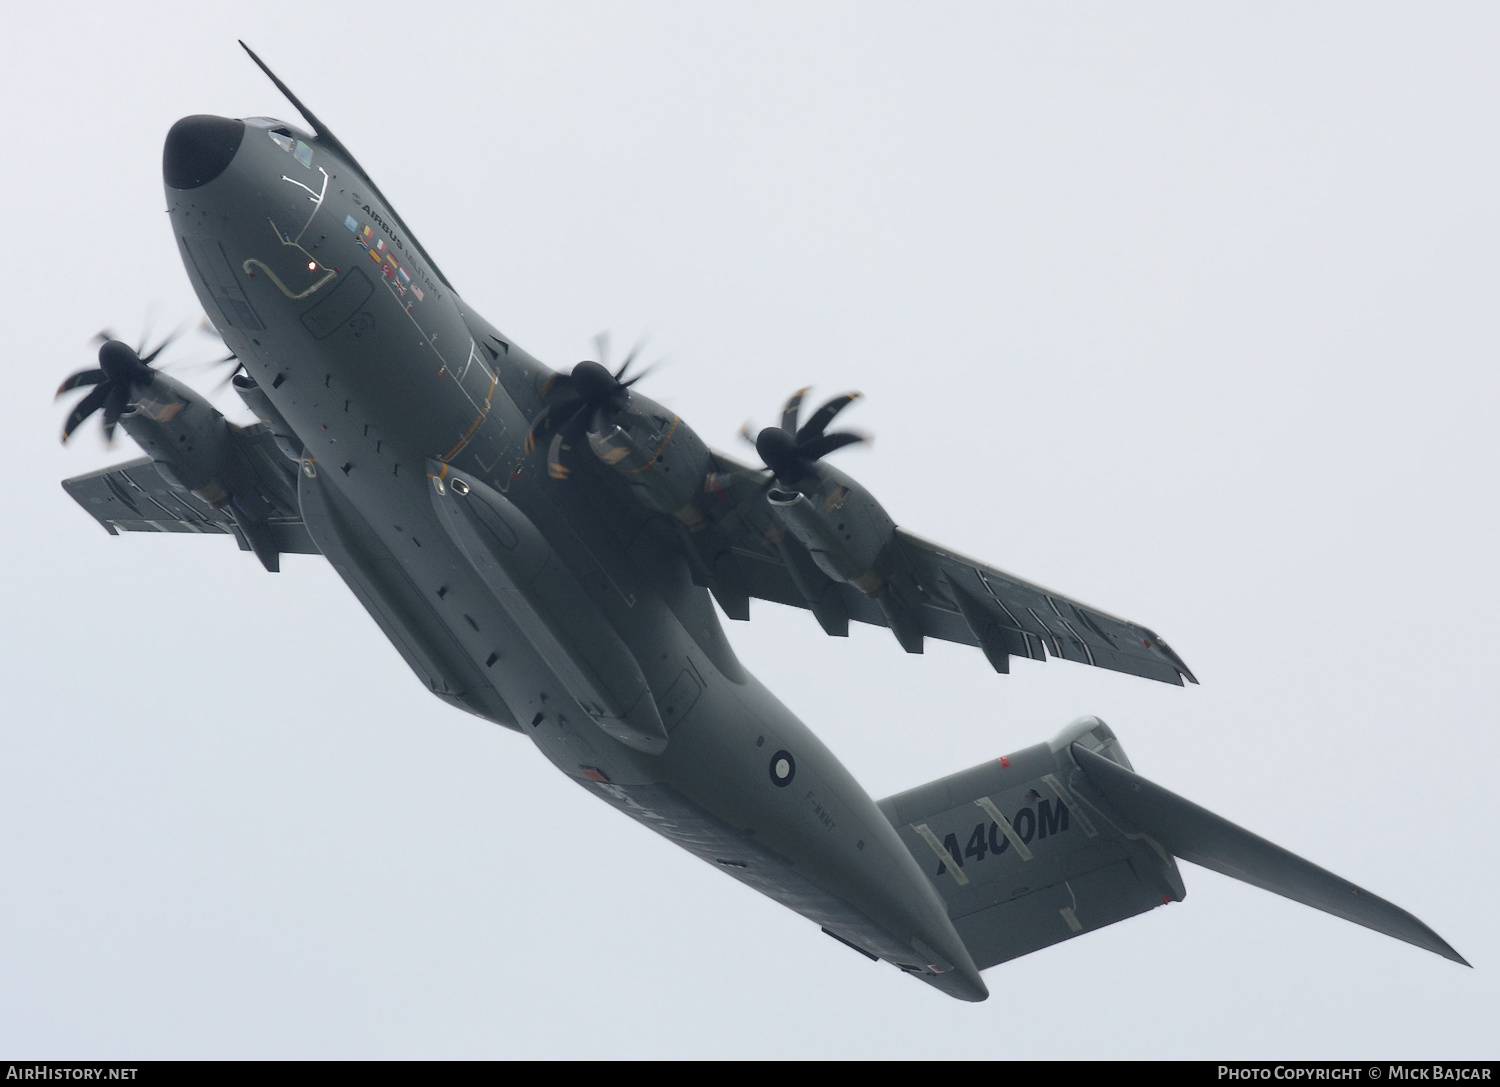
(120, 372, 237, 505)
(120, 370, 299, 571)
(233, 373, 302, 462)
(587, 395, 712, 530)
(767, 463, 896, 598)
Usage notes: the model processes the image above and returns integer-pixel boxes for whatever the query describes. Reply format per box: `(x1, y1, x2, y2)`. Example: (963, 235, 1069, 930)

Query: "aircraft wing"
(698, 450, 1196, 686)
(62, 455, 318, 556)
(887, 526, 1196, 685)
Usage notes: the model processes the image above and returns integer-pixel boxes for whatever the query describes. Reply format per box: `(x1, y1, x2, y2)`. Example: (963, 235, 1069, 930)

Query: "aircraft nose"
(163, 115, 245, 190)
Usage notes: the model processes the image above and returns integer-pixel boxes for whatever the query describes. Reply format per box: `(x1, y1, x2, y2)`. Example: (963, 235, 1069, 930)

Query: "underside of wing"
(694, 447, 1195, 686)
(62, 454, 318, 557)
(894, 528, 1197, 686)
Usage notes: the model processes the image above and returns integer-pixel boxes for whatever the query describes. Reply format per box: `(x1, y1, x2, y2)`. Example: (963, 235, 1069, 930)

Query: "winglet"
(237, 41, 457, 295)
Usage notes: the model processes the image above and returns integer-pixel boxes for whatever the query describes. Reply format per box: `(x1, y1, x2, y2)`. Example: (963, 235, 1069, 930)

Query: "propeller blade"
(613, 335, 649, 383)
(737, 420, 758, 448)
(140, 321, 188, 365)
(211, 355, 245, 390)
(547, 431, 571, 480)
(593, 330, 612, 371)
(799, 430, 865, 462)
(780, 387, 810, 435)
(163, 348, 237, 374)
(61, 384, 109, 443)
(65, 313, 190, 445)
(56, 369, 105, 398)
(797, 392, 861, 444)
(560, 401, 591, 440)
(545, 402, 595, 480)
(618, 361, 655, 389)
(100, 383, 131, 444)
(134, 303, 162, 356)
(590, 405, 616, 439)
(524, 404, 555, 454)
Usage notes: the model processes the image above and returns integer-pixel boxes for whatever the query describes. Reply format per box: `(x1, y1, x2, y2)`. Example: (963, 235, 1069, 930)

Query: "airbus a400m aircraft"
(58, 45, 1464, 1001)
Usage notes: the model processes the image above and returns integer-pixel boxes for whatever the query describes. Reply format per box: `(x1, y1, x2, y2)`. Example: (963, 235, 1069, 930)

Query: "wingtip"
(1154, 637, 1198, 685)
(1436, 941, 1471, 968)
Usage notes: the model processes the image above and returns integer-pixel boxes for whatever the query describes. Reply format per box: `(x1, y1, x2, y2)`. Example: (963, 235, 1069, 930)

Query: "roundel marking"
(769, 749, 796, 788)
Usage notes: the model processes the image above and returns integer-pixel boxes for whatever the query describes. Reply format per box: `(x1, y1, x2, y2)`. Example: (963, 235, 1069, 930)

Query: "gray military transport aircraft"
(57, 44, 1464, 1001)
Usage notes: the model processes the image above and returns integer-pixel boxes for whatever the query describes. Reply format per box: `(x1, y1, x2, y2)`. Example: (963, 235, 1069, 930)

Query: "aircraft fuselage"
(162, 113, 987, 1000)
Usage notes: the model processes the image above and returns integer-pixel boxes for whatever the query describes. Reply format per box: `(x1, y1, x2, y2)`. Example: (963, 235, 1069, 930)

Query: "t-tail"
(870, 717, 1465, 995)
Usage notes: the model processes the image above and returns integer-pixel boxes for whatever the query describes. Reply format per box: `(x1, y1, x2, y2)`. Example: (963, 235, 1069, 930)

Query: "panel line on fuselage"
(438, 341, 500, 461)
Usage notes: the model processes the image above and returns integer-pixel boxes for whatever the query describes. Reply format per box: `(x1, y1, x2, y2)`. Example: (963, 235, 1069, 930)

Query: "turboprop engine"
(746, 389, 927, 653)
(57, 336, 300, 570)
(754, 390, 896, 599)
(526, 341, 713, 530)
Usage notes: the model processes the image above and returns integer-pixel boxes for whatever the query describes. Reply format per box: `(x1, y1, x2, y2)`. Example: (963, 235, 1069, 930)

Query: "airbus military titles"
(345, 194, 439, 301)
(348, 194, 409, 260)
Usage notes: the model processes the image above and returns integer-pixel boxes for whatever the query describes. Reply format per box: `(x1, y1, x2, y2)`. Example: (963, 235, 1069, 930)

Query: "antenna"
(238, 41, 457, 295)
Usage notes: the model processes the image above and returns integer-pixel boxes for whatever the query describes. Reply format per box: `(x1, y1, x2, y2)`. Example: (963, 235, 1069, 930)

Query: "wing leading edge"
(698, 449, 1196, 686)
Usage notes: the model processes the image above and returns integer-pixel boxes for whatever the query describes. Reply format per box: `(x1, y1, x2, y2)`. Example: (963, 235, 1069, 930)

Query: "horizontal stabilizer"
(880, 717, 1465, 977)
(1069, 742, 1469, 966)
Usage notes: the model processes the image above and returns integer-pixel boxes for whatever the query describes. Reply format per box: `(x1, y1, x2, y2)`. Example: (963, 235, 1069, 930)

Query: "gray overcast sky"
(3, 2, 1496, 1058)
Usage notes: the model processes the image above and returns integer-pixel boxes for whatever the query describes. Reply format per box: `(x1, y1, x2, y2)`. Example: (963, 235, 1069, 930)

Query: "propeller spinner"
(752, 388, 866, 488)
(56, 332, 180, 444)
(527, 333, 653, 479)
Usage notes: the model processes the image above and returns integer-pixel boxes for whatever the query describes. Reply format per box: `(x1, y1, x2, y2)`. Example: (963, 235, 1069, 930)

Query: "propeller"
(193, 316, 243, 390)
(751, 388, 866, 489)
(56, 326, 185, 444)
(159, 316, 241, 390)
(526, 332, 652, 479)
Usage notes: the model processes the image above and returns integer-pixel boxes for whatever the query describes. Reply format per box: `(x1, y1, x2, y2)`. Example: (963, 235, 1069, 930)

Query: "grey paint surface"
(5, 3, 1497, 1058)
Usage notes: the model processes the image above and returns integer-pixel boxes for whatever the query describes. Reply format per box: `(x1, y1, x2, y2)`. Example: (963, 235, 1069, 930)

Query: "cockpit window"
(267, 127, 313, 168)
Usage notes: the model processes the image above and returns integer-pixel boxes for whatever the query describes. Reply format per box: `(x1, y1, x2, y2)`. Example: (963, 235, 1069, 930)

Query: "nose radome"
(163, 115, 245, 190)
